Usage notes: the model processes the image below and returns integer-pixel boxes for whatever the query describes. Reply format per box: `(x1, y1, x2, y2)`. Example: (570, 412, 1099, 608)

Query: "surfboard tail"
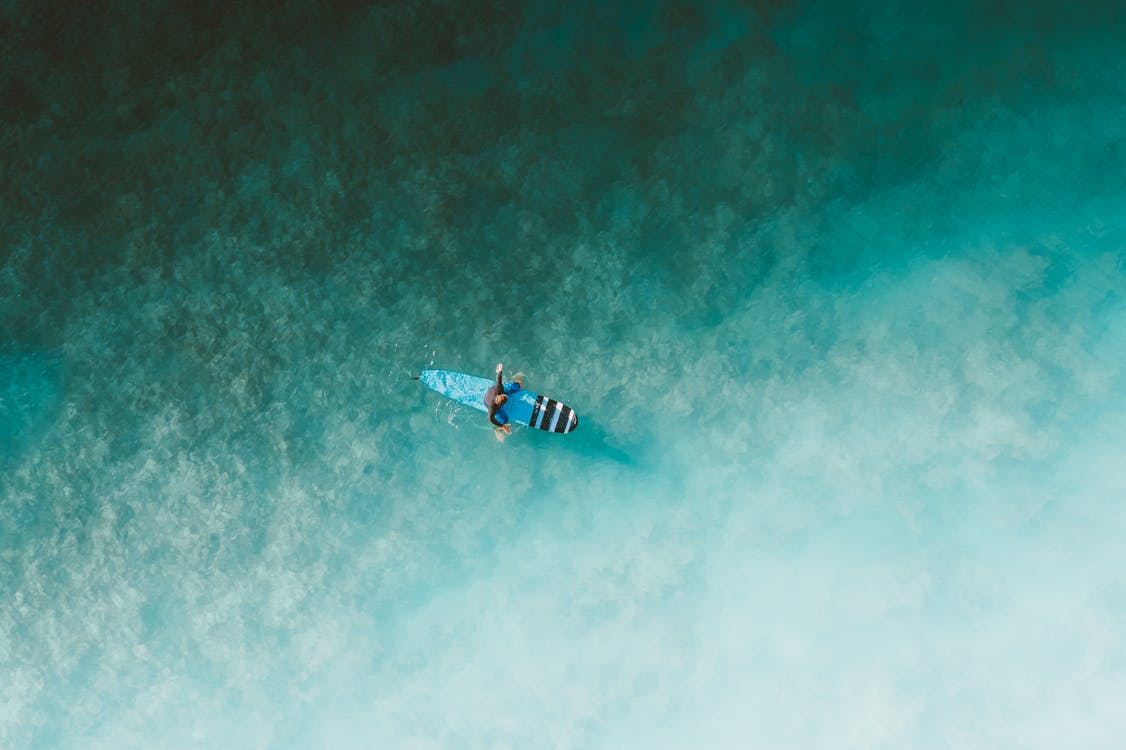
(527, 395, 579, 433)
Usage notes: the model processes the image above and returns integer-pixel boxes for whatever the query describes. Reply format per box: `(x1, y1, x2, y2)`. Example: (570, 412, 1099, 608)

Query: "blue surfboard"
(418, 369, 579, 434)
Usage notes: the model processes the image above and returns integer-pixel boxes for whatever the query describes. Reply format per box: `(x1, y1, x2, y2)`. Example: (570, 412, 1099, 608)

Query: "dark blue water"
(3, 1, 1125, 747)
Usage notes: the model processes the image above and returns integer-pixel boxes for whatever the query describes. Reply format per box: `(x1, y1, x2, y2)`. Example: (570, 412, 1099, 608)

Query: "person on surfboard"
(485, 362, 524, 441)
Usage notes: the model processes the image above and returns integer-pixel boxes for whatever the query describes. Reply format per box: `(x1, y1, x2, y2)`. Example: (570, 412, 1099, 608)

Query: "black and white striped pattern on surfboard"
(529, 395, 578, 433)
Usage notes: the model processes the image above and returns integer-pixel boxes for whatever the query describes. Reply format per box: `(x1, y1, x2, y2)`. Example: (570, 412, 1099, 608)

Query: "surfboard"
(417, 369, 579, 434)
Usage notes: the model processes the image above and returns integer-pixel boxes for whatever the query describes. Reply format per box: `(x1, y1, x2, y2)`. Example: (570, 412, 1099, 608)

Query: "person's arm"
(489, 363, 505, 426)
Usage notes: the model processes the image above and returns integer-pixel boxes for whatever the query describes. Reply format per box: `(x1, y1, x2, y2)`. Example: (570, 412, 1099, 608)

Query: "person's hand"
(496, 363, 503, 374)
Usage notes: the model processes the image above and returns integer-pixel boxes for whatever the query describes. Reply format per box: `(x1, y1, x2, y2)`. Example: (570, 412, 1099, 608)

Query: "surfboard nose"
(563, 412, 578, 433)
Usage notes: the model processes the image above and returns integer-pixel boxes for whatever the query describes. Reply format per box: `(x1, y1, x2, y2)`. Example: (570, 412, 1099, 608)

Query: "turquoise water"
(3, 1, 1126, 747)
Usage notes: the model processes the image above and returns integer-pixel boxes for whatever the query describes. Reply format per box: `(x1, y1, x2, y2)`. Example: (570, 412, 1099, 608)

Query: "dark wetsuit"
(485, 368, 522, 426)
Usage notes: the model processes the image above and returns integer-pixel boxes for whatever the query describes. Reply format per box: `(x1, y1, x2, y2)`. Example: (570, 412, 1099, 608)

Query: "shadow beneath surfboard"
(534, 415, 644, 468)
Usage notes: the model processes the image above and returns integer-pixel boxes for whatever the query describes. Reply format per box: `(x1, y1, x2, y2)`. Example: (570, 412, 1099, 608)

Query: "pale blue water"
(2, 1, 1126, 747)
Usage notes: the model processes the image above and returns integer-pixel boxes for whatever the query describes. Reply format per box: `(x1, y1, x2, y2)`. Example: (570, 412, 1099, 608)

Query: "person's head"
(495, 393, 508, 406)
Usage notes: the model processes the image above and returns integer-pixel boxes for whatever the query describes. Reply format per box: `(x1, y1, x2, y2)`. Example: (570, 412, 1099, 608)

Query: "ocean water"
(3, 1, 1125, 747)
